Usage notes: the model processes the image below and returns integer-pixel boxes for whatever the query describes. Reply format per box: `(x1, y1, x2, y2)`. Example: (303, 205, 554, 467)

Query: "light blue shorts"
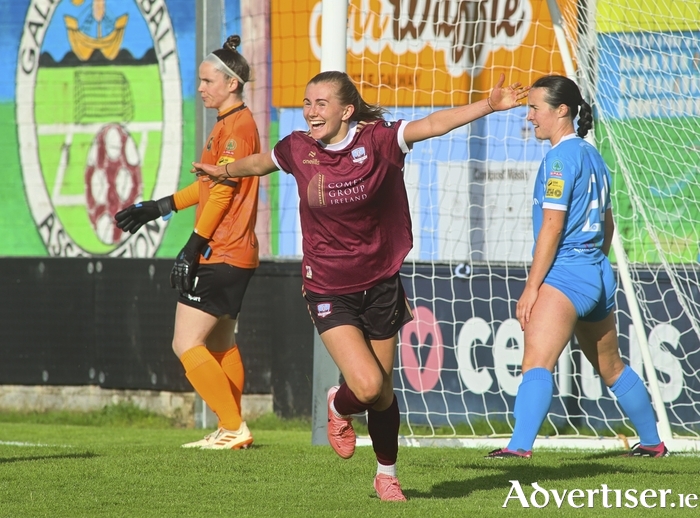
(543, 259, 616, 322)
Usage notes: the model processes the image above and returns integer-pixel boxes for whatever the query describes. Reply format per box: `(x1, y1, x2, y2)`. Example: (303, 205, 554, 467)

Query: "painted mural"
(271, 0, 571, 107)
(2, 0, 200, 258)
(3, 1, 697, 264)
(17, 0, 182, 257)
(594, 5, 700, 263)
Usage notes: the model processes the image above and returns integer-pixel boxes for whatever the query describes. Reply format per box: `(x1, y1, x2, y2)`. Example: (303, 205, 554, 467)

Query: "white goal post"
(305, 0, 700, 451)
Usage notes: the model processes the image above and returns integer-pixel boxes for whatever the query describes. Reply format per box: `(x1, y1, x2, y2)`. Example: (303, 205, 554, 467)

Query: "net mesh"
(265, 0, 700, 443)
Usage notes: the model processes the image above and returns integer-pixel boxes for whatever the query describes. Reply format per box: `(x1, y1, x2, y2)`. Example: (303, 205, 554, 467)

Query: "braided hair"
(531, 75, 592, 138)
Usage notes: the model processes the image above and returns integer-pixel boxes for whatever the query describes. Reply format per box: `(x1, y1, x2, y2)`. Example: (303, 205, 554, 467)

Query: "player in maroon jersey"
(193, 71, 528, 501)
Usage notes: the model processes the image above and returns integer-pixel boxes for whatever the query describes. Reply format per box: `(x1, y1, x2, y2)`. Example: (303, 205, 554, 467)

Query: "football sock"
(376, 462, 397, 477)
(507, 367, 554, 452)
(610, 365, 661, 446)
(333, 382, 377, 416)
(367, 395, 400, 465)
(211, 346, 245, 411)
(180, 345, 242, 431)
(329, 400, 344, 419)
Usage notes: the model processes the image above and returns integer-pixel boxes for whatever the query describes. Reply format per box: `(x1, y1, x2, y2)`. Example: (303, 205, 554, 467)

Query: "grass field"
(0, 406, 698, 517)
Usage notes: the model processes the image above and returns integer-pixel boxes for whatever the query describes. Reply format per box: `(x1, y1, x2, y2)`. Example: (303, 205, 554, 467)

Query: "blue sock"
(610, 365, 661, 446)
(507, 368, 554, 452)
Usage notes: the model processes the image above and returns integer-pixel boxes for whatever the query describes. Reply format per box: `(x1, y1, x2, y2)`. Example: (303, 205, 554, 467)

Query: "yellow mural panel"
(597, 0, 700, 33)
(271, 0, 573, 107)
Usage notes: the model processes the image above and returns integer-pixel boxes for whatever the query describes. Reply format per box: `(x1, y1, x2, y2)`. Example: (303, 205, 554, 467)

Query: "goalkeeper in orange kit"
(115, 34, 260, 449)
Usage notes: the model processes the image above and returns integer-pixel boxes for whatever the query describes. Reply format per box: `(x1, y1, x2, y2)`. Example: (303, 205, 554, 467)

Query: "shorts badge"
(317, 303, 332, 318)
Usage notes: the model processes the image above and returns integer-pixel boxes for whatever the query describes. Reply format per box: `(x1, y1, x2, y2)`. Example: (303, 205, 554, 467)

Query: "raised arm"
(192, 151, 278, 181)
(403, 73, 529, 146)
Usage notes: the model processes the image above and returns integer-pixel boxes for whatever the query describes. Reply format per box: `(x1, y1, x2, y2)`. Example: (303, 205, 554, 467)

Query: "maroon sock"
(333, 383, 376, 416)
(367, 395, 399, 465)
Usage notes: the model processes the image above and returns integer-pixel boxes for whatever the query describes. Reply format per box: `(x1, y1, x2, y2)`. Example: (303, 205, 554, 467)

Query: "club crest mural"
(16, 0, 182, 257)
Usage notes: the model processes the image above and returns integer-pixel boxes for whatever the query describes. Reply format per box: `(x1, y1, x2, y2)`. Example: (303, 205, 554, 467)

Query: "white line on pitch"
(0, 440, 72, 448)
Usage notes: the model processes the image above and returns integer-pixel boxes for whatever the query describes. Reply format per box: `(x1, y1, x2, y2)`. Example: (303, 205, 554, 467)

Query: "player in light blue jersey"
(532, 131, 611, 266)
(487, 75, 668, 459)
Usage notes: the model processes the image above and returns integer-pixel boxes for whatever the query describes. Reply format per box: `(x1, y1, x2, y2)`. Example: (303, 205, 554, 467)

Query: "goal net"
(269, 0, 700, 450)
(548, 0, 700, 448)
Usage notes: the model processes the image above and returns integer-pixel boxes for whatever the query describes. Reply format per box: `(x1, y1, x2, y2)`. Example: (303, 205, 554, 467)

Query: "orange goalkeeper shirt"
(173, 103, 261, 269)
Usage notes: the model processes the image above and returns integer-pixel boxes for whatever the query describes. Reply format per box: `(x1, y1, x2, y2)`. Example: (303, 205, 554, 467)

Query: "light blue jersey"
(532, 134, 612, 266)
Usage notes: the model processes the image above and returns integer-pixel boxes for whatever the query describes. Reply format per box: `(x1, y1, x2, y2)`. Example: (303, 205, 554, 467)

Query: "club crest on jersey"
(351, 146, 368, 164)
(316, 302, 332, 318)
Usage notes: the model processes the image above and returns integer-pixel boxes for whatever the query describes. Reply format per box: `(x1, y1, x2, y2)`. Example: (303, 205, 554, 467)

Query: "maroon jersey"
(272, 120, 413, 294)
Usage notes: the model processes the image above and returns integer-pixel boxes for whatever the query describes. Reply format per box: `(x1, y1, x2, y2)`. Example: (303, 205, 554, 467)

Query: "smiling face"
(197, 61, 237, 112)
(303, 81, 354, 145)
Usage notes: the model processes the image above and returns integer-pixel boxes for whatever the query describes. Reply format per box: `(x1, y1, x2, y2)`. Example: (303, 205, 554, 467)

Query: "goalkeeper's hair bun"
(210, 35, 250, 92)
(224, 35, 241, 53)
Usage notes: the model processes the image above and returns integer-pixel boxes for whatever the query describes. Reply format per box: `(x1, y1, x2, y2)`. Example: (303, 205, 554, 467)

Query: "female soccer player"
(115, 35, 260, 450)
(193, 70, 528, 500)
(486, 75, 668, 459)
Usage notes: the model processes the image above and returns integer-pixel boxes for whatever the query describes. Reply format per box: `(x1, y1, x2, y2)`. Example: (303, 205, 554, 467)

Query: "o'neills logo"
(16, 0, 182, 257)
(303, 150, 320, 164)
(310, 0, 532, 76)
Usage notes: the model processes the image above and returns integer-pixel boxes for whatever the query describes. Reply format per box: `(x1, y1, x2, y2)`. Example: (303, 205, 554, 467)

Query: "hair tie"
(203, 53, 245, 84)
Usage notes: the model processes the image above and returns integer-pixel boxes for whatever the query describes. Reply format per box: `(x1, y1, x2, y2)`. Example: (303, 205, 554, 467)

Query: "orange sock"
(211, 346, 245, 412)
(181, 345, 242, 431)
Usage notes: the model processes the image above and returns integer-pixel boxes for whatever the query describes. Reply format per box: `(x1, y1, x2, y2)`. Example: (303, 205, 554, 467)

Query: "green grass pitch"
(0, 407, 697, 517)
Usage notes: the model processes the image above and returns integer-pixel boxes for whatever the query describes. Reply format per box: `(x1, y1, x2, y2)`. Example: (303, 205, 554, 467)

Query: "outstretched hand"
(488, 73, 530, 111)
(191, 162, 227, 184)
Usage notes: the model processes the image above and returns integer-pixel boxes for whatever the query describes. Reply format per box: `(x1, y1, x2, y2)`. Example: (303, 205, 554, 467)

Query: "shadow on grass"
(405, 456, 675, 500)
(0, 451, 98, 464)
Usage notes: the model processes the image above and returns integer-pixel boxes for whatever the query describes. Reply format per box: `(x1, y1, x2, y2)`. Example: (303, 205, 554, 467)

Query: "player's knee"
(600, 359, 626, 387)
(351, 376, 383, 405)
(172, 339, 188, 359)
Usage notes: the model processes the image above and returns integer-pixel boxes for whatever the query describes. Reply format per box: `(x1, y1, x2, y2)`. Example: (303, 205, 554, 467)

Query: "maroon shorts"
(303, 273, 414, 339)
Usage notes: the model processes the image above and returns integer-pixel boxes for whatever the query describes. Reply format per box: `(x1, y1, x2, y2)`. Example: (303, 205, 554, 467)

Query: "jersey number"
(582, 173, 608, 233)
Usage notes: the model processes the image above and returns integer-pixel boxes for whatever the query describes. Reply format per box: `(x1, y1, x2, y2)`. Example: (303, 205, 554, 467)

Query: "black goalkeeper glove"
(114, 196, 176, 234)
(170, 232, 212, 294)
